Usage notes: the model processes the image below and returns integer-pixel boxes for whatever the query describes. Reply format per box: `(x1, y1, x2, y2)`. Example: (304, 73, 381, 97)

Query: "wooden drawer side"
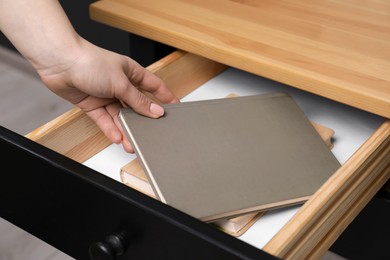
(148, 50, 227, 100)
(25, 107, 109, 163)
(264, 120, 390, 259)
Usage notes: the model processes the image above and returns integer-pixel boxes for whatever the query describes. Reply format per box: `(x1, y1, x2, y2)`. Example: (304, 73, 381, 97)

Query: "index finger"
(126, 58, 180, 104)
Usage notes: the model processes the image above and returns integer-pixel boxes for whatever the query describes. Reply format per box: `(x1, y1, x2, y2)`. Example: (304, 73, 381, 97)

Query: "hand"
(0, 0, 180, 152)
(37, 39, 179, 153)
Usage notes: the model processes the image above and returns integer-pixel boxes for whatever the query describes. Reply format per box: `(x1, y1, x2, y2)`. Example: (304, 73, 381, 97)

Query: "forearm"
(0, 0, 83, 72)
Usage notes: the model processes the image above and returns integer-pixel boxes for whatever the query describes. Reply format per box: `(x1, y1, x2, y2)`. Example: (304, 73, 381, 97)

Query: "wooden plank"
(147, 50, 227, 100)
(263, 120, 390, 259)
(90, 0, 390, 118)
(25, 107, 109, 163)
(309, 165, 389, 259)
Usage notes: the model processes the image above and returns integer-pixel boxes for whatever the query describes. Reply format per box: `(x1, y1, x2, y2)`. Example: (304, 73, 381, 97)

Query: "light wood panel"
(90, 0, 390, 118)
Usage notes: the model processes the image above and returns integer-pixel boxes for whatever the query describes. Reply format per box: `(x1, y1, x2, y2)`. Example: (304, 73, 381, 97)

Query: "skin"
(0, 0, 180, 153)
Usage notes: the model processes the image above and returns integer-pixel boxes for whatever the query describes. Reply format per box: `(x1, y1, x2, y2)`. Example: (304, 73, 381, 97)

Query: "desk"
(90, 0, 390, 118)
(88, 0, 390, 258)
(1, 1, 389, 259)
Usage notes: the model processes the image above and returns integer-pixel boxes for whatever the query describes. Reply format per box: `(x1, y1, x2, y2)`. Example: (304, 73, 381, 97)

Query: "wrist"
(32, 34, 87, 78)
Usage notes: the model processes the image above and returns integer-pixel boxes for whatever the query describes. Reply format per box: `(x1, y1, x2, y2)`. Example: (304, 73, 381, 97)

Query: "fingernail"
(150, 103, 164, 117)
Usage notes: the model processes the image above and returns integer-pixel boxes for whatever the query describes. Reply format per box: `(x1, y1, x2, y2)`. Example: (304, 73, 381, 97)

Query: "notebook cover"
(118, 92, 341, 222)
(120, 158, 265, 237)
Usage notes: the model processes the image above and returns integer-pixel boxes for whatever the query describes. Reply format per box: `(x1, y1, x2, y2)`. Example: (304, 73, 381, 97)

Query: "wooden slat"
(309, 165, 389, 259)
(25, 107, 110, 163)
(147, 50, 227, 100)
(263, 120, 390, 259)
(90, 0, 390, 118)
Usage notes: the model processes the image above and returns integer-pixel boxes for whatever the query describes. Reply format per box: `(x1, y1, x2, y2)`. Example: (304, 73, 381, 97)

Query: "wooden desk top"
(90, 0, 390, 118)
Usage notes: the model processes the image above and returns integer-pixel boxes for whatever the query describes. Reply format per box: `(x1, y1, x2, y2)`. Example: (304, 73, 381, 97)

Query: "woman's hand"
(0, 0, 179, 153)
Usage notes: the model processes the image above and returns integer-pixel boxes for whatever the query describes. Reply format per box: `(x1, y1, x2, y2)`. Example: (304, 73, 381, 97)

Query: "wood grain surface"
(90, 0, 390, 118)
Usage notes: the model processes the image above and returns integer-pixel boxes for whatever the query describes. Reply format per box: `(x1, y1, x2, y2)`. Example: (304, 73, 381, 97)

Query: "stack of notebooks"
(120, 158, 265, 236)
(119, 92, 340, 236)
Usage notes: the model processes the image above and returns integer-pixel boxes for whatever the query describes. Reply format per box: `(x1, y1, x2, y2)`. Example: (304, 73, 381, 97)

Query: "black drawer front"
(0, 126, 276, 260)
(330, 196, 390, 259)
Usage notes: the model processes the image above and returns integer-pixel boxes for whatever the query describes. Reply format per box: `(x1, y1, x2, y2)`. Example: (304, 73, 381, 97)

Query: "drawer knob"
(89, 231, 128, 260)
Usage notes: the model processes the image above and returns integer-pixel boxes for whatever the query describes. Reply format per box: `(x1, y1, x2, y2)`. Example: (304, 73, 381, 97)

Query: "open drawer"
(26, 50, 390, 259)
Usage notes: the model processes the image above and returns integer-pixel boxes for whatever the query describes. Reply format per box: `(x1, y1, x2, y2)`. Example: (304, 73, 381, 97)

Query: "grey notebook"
(119, 93, 340, 222)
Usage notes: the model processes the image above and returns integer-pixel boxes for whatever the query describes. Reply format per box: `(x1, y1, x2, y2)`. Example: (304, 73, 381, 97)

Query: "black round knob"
(89, 231, 128, 260)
